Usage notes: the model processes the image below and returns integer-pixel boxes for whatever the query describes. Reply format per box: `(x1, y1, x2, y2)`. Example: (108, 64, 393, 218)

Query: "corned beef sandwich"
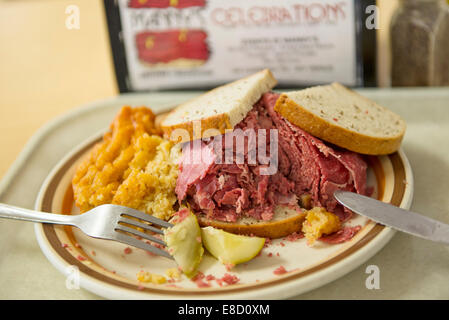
(160, 70, 406, 240)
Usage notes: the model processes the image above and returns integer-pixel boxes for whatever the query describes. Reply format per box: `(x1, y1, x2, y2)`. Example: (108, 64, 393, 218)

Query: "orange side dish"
(72, 106, 180, 221)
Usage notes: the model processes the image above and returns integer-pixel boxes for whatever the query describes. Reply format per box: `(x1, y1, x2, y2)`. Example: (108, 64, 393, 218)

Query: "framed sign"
(104, 0, 376, 92)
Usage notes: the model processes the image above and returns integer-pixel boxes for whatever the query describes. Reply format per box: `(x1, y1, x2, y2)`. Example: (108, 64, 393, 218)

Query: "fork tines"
(119, 207, 173, 229)
(114, 232, 173, 259)
(113, 208, 174, 259)
(119, 216, 165, 235)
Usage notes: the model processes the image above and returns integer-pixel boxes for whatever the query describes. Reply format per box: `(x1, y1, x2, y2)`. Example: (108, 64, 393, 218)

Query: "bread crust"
(161, 112, 232, 143)
(197, 211, 306, 239)
(274, 93, 406, 155)
(160, 69, 277, 142)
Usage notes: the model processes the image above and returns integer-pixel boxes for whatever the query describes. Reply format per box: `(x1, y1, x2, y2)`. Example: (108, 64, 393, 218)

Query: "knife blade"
(334, 190, 449, 245)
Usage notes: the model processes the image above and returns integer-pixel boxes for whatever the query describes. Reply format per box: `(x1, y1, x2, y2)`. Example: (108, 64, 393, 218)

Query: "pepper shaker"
(390, 0, 449, 86)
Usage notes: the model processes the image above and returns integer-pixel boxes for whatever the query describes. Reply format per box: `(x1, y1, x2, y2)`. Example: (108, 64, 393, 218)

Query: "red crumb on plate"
(205, 274, 215, 281)
(319, 225, 362, 244)
(195, 279, 211, 288)
(263, 238, 272, 248)
(216, 279, 224, 287)
(191, 271, 205, 282)
(285, 232, 304, 242)
(62, 243, 69, 248)
(273, 266, 287, 275)
(225, 263, 235, 271)
(221, 273, 240, 285)
(123, 247, 132, 254)
(191, 272, 210, 288)
(267, 252, 273, 257)
(76, 255, 87, 261)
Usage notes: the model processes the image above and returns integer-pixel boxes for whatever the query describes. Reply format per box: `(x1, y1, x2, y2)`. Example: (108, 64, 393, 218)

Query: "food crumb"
(123, 247, 132, 255)
(263, 238, 272, 248)
(137, 270, 167, 284)
(151, 273, 167, 284)
(76, 255, 86, 261)
(205, 274, 215, 281)
(225, 263, 235, 271)
(285, 232, 304, 242)
(195, 279, 211, 288)
(191, 271, 211, 288)
(302, 207, 341, 245)
(191, 271, 205, 281)
(273, 266, 287, 275)
(137, 270, 152, 282)
(220, 273, 239, 285)
(165, 268, 181, 280)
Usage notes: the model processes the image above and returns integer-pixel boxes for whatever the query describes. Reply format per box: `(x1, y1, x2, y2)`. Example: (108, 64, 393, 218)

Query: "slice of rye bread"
(197, 206, 306, 239)
(160, 69, 277, 142)
(274, 82, 407, 155)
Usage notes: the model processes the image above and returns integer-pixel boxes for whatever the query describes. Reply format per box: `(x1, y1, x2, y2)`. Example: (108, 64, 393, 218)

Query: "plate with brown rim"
(34, 127, 413, 300)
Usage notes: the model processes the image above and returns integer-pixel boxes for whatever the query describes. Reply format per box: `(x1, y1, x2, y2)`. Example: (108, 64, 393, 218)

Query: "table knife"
(334, 190, 449, 245)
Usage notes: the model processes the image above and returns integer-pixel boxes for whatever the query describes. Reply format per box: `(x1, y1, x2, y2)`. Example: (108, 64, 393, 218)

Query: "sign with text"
(104, 0, 376, 92)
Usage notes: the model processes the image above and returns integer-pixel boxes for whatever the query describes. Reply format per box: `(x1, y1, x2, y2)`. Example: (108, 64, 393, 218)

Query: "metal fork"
(0, 203, 174, 259)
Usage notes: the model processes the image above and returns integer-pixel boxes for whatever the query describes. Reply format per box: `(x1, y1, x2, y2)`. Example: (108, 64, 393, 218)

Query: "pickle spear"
(163, 208, 204, 278)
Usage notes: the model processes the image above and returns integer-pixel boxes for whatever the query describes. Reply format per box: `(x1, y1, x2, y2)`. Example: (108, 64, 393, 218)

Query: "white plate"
(34, 128, 413, 300)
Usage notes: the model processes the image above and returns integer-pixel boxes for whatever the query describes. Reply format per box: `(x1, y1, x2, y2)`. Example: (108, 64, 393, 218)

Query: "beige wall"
(0, 0, 118, 179)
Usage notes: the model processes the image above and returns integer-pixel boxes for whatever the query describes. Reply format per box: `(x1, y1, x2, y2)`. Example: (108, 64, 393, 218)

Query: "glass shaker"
(390, 0, 449, 86)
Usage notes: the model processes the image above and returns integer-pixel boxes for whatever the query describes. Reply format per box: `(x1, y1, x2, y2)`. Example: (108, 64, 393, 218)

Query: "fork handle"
(0, 203, 75, 225)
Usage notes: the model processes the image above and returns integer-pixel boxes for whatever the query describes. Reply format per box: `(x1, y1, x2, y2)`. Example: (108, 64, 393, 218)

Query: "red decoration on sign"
(128, 0, 206, 9)
(135, 30, 209, 65)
